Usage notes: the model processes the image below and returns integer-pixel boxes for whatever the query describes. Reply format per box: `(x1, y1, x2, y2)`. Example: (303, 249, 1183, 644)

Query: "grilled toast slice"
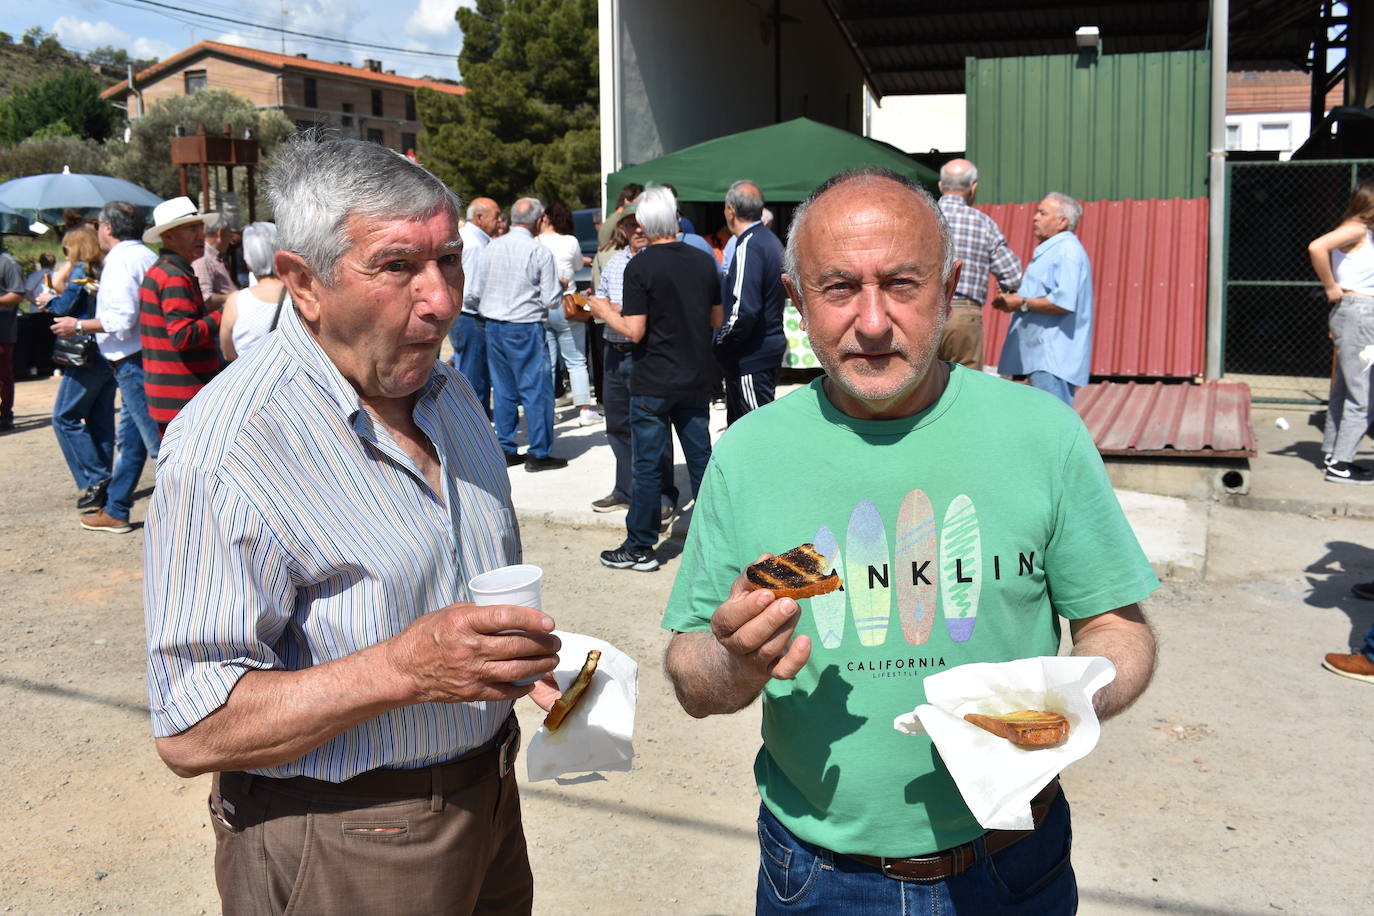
(963, 710, 1069, 747)
(543, 649, 601, 732)
(745, 544, 842, 600)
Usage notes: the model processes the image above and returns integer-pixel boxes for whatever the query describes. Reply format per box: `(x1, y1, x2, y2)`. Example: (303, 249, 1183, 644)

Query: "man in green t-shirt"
(661, 169, 1159, 914)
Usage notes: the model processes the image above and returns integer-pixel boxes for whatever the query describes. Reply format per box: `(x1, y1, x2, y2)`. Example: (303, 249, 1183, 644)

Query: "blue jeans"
(107, 354, 160, 521)
(545, 308, 591, 407)
(451, 312, 492, 418)
(486, 320, 555, 459)
(1027, 370, 1077, 407)
(603, 345, 675, 504)
(52, 357, 117, 490)
(756, 794, 1076, 915)
(625, 394, 711, 549)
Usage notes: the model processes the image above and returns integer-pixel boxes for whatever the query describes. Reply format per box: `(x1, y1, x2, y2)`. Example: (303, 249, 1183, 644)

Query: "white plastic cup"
(468, 563, 543, 610)
(1274, 417, 1290, 430)
(469, 564, 544, 684)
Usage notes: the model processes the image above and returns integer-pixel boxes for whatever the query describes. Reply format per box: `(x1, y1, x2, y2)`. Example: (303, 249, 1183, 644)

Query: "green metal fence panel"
(966, 51, 1210, 205)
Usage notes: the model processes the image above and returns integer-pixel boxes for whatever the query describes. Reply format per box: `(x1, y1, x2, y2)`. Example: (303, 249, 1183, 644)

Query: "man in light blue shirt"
(466, 197, 566, 470)
(994, 192, 1094, 406)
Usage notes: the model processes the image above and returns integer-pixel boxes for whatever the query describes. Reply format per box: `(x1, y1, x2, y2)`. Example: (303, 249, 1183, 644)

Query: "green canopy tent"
(604, 117, 939, 211)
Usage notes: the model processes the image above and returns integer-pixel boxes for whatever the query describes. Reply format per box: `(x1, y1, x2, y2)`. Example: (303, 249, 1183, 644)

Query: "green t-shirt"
(661, 366, 1159, 857)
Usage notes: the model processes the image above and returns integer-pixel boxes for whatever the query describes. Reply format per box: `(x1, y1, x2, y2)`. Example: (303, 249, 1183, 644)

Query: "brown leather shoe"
(1322, 652, 1374, 684)
(80, 509, 133, 534)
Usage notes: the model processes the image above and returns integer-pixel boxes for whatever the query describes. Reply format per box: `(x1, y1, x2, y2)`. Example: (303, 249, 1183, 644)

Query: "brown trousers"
(938, 300, 985, 370)
(209, 764, 532, 916)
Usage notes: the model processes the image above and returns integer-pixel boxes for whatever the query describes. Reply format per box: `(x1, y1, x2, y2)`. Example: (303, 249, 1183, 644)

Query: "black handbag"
(52, 332, 100, 368)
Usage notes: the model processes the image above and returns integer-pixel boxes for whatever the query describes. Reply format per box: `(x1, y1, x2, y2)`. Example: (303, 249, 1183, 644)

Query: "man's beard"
(807, 307, 946, 405)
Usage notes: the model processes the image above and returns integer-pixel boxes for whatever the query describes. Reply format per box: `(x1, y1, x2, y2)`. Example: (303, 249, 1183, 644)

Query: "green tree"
(0, 70, 117, 144)
(111, 91, 296, 215)
(418, 0, 599, 208)
(0, 135, 113, 181)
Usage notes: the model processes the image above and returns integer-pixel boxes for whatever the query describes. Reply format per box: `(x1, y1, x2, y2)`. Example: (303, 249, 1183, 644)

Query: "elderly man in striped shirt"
(935, 159, 1023, 371)
(144, 138, 563, 916)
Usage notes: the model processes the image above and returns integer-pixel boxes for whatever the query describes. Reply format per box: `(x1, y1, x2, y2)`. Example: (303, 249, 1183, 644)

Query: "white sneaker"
(578, 408, 603, 426)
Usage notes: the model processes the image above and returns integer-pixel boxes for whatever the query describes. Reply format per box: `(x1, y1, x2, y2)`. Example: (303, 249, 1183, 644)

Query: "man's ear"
(276, 251, 321, 322)
(782, 273, 805, 330)
(944, 259, 963, 311)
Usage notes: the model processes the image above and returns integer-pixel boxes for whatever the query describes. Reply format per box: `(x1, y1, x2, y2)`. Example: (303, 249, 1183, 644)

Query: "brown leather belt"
(243, 715, 520, 800)
(842, 778, 1061, 883)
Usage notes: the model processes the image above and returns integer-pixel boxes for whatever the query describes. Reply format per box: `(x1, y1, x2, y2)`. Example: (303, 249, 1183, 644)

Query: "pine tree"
(417, 0, 599, 208)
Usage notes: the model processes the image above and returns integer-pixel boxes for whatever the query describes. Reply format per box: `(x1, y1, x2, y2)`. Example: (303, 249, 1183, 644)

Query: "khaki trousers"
(209, 763, 532, 916)
(938, 300, 984, 370)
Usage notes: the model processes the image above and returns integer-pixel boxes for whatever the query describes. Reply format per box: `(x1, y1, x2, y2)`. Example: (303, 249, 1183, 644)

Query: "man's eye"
(438, 253, 460, 266)
(385, 261, 409, 272)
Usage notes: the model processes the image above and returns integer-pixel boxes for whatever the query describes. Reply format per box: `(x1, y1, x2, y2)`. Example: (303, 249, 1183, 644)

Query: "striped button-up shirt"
(595, 246, 636, 344)
(464, 225, 559, 323)
(144, 303, 521, 781)
(938, 194, 1023, 303)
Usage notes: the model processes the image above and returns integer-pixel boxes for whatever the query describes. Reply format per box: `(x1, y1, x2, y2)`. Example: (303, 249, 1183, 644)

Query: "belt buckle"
(879, 853, 952, 884)
(497, 718, 520, 777)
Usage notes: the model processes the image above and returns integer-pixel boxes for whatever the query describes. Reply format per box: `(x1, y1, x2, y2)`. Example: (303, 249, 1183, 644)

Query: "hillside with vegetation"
(0, 27, 128, 98)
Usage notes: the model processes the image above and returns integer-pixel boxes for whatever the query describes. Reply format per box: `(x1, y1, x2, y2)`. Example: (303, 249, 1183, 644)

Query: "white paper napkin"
(525, 630, 638, 782)
(893, 656, 1116, 830)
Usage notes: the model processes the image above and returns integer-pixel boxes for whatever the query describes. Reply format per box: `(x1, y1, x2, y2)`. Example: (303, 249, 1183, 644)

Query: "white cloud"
(50, 17, 175, 61)
(405, 0, 461, 41)
(51, 17, 129, 50)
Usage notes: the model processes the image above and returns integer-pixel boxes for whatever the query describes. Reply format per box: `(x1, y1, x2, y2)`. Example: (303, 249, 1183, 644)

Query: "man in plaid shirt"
(936, 159, 1022, 370)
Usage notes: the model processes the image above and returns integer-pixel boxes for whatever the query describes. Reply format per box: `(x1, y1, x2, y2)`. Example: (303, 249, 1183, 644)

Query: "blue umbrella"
(0, 166, 163, 211)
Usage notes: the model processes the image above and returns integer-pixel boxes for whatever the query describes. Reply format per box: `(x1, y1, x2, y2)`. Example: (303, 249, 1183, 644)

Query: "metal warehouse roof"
(823, 0, 1325, 97)
(979, 198, 1209, 379)
(1076, 381, 1257, 458)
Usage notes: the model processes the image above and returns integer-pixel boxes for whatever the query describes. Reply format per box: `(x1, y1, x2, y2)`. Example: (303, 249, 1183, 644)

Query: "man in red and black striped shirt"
(139, 197, 224, 433)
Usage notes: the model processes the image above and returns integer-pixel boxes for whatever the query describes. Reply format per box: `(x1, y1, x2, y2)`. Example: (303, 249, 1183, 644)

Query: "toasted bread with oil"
(963, 709, 1069, 747)
(745, 544, 842, 600)
(543, 649, 601, 732)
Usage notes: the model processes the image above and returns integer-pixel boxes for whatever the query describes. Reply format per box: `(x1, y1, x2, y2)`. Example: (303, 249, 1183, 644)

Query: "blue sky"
(5, 0, 473, 80)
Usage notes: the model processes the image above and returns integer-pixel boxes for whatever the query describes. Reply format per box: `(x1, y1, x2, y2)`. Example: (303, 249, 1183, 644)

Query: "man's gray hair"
(99, 200, 144, 241)
(1045, 191, 1083, 231)
(938, 160, 978, 192)
(636, 185, 679, 240)
(510, 198, 544, 228)
(783, 169, 954, 303)
(725, 179, 765, 222)
(241, 221, 280, 278)
(265, 136, 462, 285)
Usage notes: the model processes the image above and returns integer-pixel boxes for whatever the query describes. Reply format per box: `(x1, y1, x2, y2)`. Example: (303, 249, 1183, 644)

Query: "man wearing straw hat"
(137, 196, 224, 433)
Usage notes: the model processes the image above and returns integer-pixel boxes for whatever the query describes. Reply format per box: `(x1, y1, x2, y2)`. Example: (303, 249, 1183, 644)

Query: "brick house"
(100, 40, 466, 155)
(1226, 70, 1343, 160)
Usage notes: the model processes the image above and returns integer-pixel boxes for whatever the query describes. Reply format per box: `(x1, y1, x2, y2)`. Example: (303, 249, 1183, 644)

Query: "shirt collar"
(462, 223, 491, 245)
(1033, 231, 1075, 256)
(509, 226, 534, 240)
(277, 298, 447, 435)
(940, 194, 971, 207)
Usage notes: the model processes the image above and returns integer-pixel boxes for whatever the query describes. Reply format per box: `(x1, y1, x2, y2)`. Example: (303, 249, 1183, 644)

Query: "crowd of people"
(3, 133, 1370, 913)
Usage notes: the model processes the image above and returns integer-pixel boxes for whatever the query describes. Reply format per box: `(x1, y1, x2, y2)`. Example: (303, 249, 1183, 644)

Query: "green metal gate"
(1226, 159, 1374, 377)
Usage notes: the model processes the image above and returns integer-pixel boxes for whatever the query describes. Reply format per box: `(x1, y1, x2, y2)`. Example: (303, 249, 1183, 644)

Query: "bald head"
(938, 159, 978, 198)
(466, 197, 500, 235)
(783, 169, 954, 298)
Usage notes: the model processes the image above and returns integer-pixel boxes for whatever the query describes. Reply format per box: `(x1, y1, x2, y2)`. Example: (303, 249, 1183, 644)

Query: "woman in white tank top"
(1308, 181, 1374, 483)
(220, 222, 287, 363)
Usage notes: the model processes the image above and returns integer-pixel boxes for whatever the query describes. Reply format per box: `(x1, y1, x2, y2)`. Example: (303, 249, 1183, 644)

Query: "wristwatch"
(1019, 299, 1028, 313)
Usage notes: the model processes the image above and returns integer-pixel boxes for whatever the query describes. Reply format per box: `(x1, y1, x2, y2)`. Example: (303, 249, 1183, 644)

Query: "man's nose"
(415, 260, 460, 318)
(852, 285, 893, 338)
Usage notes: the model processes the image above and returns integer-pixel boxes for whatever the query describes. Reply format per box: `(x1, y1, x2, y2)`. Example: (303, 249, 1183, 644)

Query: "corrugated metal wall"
(966, 51, 1210, 204)
(979, 198, 1208, 378)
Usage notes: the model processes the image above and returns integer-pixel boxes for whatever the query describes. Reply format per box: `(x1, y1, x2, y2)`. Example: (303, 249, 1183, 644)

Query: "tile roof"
(1228, 70, 1341, 115)
(101, 40, 466, 101)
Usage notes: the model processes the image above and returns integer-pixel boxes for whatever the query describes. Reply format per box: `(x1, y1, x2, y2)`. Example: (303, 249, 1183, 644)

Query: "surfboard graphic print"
(810, 526, 846, 649)
(940, 494, 981, 642)
(845, 501, 891, 646)
(894, 488, 938, 645)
